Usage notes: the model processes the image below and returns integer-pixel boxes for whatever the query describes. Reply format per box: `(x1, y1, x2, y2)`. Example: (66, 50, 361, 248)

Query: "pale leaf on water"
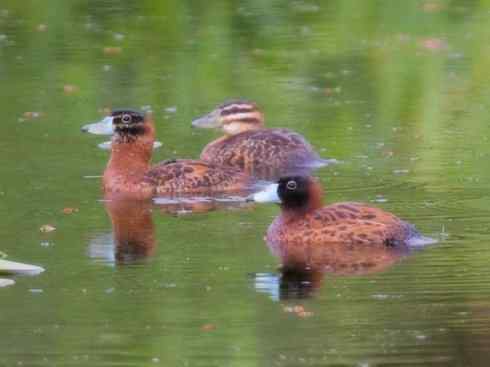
(0, 259, 45, 275)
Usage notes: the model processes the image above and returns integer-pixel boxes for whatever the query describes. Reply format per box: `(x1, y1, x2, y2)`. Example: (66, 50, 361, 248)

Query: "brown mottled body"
(257, 176, 426, 274)
(192, 101, 329, 181)
(266, 202, 411, 273)
(144, 159, 253, 196)
(201, 128, 322, 180)
(102, 110, 255, 199)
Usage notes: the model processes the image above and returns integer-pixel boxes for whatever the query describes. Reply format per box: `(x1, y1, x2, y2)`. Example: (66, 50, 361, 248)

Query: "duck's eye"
(286, 180, 297, 190)
(121, 114, 132, 124)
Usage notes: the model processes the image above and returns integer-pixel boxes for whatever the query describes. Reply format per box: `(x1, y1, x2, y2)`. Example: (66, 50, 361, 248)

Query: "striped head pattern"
(192, 100, 264, 135)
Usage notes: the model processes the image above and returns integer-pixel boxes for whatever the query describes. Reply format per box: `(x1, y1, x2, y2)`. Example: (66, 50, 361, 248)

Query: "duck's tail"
(403, 222, 438, 247)
(305, 157, 339, 169)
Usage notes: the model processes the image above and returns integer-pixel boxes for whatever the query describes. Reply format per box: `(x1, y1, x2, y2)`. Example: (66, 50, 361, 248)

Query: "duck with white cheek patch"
(251, 176, 436, 273)
(94, 109, 257, 200)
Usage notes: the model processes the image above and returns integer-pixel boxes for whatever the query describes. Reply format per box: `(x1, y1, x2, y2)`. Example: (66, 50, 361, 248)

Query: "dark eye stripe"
(220, 106, 255, 116)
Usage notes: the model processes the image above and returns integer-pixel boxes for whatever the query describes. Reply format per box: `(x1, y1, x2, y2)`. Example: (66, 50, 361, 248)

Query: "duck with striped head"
(192, 100, 335, 181)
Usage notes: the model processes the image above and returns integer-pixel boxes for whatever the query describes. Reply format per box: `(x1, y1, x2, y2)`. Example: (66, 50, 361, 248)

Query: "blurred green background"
(1, 0, 490, 366)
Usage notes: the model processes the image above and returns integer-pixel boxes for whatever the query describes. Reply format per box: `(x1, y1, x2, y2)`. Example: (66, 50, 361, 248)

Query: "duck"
(250, 176, 434, 272)
(192, 100, 335, 181)
(99, 109, 256, 199)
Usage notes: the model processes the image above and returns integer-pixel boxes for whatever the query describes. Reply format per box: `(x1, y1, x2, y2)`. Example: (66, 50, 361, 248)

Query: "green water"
(1, 0, 490, 366)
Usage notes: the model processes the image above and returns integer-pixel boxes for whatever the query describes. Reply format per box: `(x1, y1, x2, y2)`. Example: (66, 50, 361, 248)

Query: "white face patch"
(81, 116, 114, 135)
(250, 183, 280, 203)
(223, 121, 246, 135)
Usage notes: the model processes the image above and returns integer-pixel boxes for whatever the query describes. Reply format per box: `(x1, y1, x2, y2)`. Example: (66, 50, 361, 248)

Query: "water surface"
(1, 1, 490, 366)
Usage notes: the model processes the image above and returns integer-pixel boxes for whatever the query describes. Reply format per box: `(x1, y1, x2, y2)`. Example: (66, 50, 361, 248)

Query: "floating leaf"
(22, 111, 44, 120)
(0, 278, 15, 288)
(0, 259, 45, 275)
(40, 224, 56, 233)
(36, 24, 48, 32)
(62, 207, 78, 214)
(103, 46, 122, 56)
(63, 84, 80, 95)
(200, 323, 216, 332)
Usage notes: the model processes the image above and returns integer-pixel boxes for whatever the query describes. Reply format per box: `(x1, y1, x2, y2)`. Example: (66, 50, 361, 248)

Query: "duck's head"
(109, 109, 155, 144)
(251, 176, 324, 211)
(82, 110, 162, 150)
(192, 100, 264, 135)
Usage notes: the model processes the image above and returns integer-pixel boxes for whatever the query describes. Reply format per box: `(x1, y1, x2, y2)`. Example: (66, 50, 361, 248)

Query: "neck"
(281, 188, 324, 220)
(281, 202, 319, 221)
(103, 122, 155, 193)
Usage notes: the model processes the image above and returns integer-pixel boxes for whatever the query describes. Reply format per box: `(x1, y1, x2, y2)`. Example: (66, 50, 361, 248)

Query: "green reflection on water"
(1, 0, 490, 366)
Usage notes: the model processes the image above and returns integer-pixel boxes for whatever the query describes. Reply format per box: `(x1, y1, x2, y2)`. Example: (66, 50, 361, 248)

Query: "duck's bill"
(191, 110, 221, 129)
(81, 116, 114, 135)
(248, 183, 280, 203)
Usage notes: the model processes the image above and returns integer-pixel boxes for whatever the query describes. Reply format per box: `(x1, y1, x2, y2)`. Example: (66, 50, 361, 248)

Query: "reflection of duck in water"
(96, 109, 256, 200)
(89, 195, 253, 265)
(251, 176, 435, 299)
(105, 199, 155, 264)
(192, 100, 335, 180)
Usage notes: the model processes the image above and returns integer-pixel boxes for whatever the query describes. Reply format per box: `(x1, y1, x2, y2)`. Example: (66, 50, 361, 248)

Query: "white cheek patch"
(223, 122, 244, 135)
(250, 184, 280, 203)
(81, 116, 114, 135)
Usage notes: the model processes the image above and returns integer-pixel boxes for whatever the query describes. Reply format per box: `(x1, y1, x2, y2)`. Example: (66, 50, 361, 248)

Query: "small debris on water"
(113, 33, 125, 41)
(63, 84, 80, 95)
(62, 207, 79, 215)
(36, 24, 48, 32)
(103, 46, 122, 56)
(373, 195, 388, 203)
(201, 323, 216, 332)
(421, 1, 445, 13)
(283, 305, 314, 318)
(420, 37, 447, 51)
(22, 111, 43, 120)
(0, 259, 45, 275)
(371, 294, 389, 300)
(40, 224, 56, 233)
(98, 107, 112, 115)
(0, 278, 14, 288)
